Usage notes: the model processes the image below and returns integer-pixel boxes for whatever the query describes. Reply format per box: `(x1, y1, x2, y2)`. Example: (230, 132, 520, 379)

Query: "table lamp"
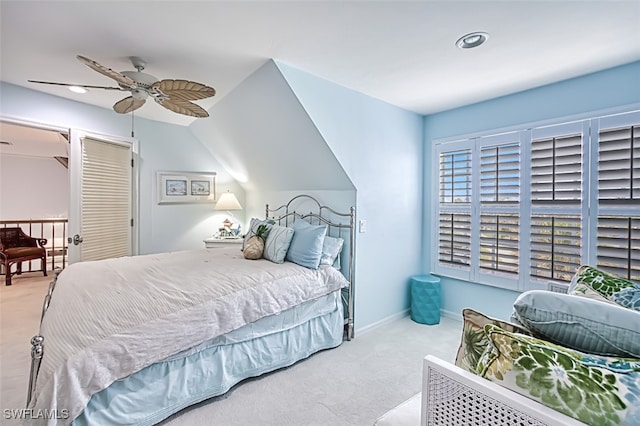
(214, 191, 243, 237)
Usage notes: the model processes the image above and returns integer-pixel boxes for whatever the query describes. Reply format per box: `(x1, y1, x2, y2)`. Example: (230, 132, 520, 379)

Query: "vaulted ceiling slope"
(189, 61, 354, 192)
(1, 1, 639, 126)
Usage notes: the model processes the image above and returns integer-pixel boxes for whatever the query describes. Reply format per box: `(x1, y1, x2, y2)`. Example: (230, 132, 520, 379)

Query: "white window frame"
(431, 107, 640, 291)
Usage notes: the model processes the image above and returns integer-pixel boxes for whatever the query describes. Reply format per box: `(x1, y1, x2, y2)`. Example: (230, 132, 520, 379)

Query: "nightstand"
(203, 237, 243, 248)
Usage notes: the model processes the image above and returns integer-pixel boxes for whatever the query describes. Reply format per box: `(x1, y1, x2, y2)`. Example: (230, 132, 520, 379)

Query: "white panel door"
(68, 131, 136, 263)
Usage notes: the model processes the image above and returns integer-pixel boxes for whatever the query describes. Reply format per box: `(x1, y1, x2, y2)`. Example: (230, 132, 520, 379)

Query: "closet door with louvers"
(68, 132, 134, 263)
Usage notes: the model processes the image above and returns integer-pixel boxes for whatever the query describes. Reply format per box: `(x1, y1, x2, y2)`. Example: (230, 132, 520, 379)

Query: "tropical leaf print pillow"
(454, 308, 530, 373)
(477, 324, 640, 426)
(570, 265, 637, 303)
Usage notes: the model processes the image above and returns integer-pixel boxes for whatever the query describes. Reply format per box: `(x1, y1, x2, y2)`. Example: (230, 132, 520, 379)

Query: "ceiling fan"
(28, 55, 216, 118)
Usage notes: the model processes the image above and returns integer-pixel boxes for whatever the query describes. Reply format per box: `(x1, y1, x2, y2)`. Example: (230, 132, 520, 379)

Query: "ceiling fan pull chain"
(131, 110, 135, 138)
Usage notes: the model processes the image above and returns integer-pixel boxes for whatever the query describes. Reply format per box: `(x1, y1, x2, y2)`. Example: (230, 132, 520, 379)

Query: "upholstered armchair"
(0, 227, 47, 286)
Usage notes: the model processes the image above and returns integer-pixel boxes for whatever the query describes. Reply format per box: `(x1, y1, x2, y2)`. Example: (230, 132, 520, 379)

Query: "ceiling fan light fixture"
(456, 32, 489, 49)
(69, 85, 87, 94)
(29, 55, 216, 118)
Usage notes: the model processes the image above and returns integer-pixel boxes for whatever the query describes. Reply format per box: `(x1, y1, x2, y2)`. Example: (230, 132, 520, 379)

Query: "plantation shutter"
(598, 125, 640, 203)
(437, 148, 472, 271)
(439, 149, 472, 203)
(531, 133, 582, 205)
(597, 217, 640, 281)
(479, 140, 520, 276)
(530, 215, 582, 282)
(438, 212, 471, 267)
(80, 137, 132, 261)
(530, 126, 583, 282)
(596, 120, 640, 280)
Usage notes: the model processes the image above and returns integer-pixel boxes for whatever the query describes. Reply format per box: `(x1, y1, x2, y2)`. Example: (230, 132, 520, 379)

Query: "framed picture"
(157, 171, 216, 204)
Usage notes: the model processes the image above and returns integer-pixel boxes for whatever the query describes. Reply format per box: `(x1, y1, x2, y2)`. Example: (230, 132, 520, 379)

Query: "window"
(437, 147, 472, 272)
(594, 116, 640, 281)
(432, 110, 640, 290)
(529, 123, 584, 283)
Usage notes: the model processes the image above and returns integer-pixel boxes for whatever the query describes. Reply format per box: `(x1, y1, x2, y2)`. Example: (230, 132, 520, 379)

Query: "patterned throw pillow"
(454, 308, 530, 374)
(570, 265, 636, 300)
(613, 286, 640, 312)
(262, 225, 294, 264)
(477, 324, 640, 426)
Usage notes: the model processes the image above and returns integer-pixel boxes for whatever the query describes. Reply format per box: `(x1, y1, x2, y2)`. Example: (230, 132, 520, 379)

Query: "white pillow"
(320, 236, 344, 269)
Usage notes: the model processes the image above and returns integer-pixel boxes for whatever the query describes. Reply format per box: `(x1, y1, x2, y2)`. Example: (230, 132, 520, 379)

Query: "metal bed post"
(26, 268, 61, 407)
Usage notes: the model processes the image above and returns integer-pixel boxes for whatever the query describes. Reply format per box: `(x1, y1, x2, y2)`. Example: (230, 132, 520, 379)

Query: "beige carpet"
(0, 273, 461, 425)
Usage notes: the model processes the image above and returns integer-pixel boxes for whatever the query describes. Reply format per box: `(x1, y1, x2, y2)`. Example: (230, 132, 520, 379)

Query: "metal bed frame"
(27, 194, 356, 409)
(266, 194, 356, 342)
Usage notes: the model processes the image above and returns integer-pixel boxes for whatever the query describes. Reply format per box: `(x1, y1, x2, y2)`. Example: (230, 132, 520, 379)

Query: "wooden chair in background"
(0, 227, 47, 286)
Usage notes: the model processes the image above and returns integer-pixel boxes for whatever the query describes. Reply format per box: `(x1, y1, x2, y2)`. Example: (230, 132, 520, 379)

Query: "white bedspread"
(28, 247, 348, 425)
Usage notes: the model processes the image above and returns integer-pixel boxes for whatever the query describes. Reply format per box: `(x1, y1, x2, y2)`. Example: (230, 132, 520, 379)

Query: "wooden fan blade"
(153, 79, 215, 101)
(28, 80, 122, 90)
(113, 96, 146, 114)
(156, 98, 209, 118)
(77, 55, 137, 88)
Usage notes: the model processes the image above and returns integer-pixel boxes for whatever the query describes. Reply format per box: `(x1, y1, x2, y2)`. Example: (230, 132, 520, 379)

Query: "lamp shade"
(215, 191, 242, 210)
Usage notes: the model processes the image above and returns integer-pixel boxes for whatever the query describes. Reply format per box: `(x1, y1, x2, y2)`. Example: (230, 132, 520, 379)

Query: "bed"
(25, 195, 355, 426)
(377, 266, 640, 426)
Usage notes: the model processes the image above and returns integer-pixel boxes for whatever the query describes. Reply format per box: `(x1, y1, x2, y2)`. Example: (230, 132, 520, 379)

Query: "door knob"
(68, 234, 83, 246)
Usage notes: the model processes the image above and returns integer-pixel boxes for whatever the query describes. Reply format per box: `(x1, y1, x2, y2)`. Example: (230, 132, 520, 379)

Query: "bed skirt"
(72, 290, 344, 426)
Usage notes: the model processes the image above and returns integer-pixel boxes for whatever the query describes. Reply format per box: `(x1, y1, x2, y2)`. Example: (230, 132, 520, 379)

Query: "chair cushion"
(4, 247, 45, 259)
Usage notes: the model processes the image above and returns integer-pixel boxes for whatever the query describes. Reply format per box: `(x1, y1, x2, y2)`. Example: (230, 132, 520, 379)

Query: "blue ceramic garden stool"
(410, 275, 441, 325)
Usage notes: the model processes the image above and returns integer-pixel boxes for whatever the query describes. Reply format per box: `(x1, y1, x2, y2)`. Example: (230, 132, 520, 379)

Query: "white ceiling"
(1, 1, 639, 127)
(0, 122, 68, 158)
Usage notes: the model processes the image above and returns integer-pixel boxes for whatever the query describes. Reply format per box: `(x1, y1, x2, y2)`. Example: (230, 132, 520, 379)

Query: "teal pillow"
(262, 225, 294, 264)
(513, 290, 640, 358)
(285, 220, 327, 269)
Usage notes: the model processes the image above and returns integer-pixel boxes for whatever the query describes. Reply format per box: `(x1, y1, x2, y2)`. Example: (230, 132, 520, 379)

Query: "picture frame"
(157, 171, 216, 204)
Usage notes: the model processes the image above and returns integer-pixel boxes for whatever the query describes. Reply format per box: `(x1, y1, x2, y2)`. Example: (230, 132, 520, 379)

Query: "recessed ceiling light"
(69, 86, 87, 94)
(456, 32, 489, 49)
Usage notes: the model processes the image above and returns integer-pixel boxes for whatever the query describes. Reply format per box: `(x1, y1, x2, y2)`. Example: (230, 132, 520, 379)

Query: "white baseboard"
(440, 309, 462, 322)
(356, 308, 410, 336)
(356, 308, 462, 336)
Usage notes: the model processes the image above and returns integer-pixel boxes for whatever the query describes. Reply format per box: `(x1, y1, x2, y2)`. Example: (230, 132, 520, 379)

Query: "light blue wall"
(277, 62, 425, 331)
(423, 61, 640, 321)
(0, 82, 236, 254)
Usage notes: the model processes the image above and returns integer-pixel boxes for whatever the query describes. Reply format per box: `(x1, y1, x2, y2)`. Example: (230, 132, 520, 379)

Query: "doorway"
(0, 121, 70, 273)
(0, 119, 138, 270)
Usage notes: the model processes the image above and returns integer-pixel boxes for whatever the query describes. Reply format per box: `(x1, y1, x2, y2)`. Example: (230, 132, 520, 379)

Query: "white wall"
(189, 61, 353, 194)
(0, 155, 68, 220)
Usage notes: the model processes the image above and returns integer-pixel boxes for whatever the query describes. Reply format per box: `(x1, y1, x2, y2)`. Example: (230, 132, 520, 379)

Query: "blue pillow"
(285, 220, 327, 269)
(513, 290, 640, 358)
